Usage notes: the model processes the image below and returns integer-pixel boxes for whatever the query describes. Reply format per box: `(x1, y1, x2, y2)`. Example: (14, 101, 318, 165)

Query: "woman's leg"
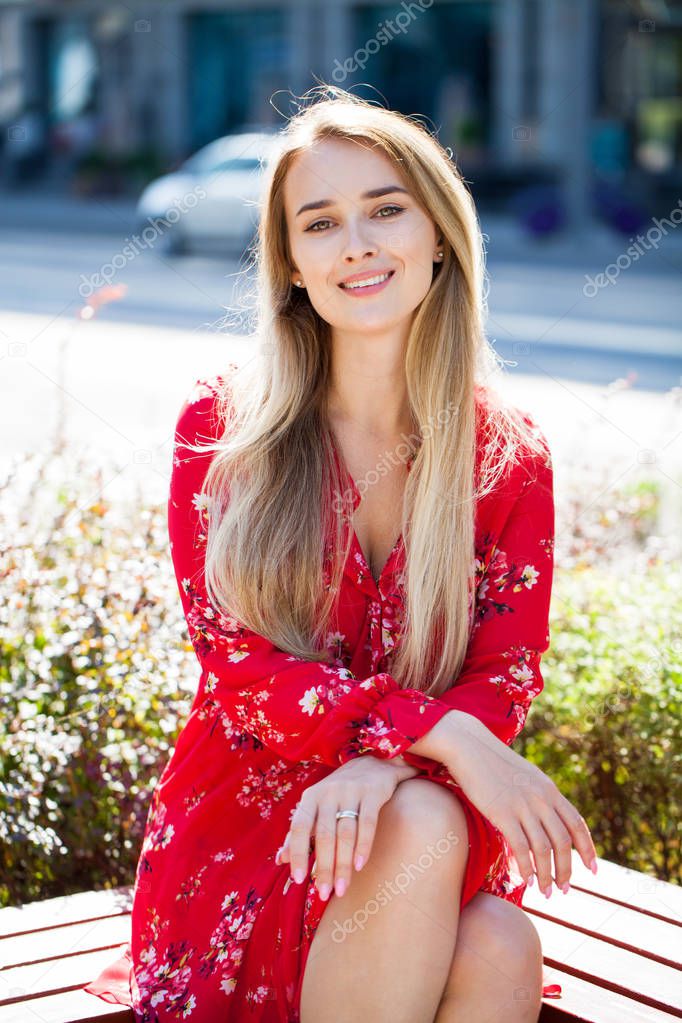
(299, 778, 470, 1023)
(433, 891, 544, 1023)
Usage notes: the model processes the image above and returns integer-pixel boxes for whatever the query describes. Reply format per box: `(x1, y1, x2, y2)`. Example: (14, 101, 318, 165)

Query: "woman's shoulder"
(473, 382, 552, 500)
(174, 363, 240, 442)
(474, 382, 549, 448)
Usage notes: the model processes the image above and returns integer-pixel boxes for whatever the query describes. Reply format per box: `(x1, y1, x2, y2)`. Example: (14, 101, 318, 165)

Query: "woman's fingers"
(353, 799, 379, 872)
(523, 810, 573, 894)
(313, 805, 341, 900)
(555, 798, 598, 875)
(287, 798, 317, 883)
(501, 821, 535, 888)
(275, 836, 289, 865)
(331, 812, 359, 898)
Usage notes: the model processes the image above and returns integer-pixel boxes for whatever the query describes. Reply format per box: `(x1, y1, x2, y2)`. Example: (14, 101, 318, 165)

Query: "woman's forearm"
(390, 754, 421, 782)
(405, 709, 484, 766)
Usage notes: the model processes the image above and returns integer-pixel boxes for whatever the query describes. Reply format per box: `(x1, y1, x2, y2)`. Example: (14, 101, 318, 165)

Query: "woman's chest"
(335, 432, 413, 585)
(351, 471, 407, 585)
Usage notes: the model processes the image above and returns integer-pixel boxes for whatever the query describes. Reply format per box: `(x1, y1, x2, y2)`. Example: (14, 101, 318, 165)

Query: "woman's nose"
(340, 220, 378, 261)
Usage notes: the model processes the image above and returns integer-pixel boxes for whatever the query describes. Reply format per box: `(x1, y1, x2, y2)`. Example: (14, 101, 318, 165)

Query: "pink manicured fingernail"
(293, 868, 305, 884)
(590, 858, 598, 875)
(560, 882, 570, 894)
(526, 874, 534, 887)
(355, 855, 365, 871)
(335, 878, 347, 897)
(543, 885, 552, 899)
(318, 883, 331, 901)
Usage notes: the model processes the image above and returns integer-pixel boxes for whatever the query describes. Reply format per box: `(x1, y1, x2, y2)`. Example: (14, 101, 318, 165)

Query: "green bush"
(518, 559, 681, 882)
(0, 450, 679, 907)
(0, 451, 194, 907)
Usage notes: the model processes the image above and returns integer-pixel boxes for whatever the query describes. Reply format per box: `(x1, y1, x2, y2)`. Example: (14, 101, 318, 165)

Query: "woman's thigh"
(298, 778, 471, 1022)
(439, 890, 543, 1016)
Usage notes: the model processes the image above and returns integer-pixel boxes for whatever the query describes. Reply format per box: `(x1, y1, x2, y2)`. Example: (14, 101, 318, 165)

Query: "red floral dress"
(84, 372, 559, 1020)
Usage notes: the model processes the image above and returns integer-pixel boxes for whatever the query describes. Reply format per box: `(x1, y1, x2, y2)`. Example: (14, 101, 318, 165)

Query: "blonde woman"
(86, 86, 597, 1023)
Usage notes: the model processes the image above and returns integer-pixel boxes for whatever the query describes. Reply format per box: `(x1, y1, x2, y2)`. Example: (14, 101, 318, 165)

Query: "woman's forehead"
(284, 140, 402, 206)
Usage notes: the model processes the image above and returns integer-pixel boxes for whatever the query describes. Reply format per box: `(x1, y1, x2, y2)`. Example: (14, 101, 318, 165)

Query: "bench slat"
(0, 888, 133, 940)
(539, 966, 682, 1023)
(1, 856, 678, 1022)
(0, 946, 130, 1009)
(0, 985, 133, 1023)
(569, 854, 682, 925)
(524, 884, 682, 968)
(0, 915, 131, 971)
(532, 915, 682, 1017)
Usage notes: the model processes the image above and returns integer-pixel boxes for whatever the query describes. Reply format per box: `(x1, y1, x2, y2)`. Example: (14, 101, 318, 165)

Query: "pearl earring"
(436, 251, 443, 259)
(295, 280, 304, 287)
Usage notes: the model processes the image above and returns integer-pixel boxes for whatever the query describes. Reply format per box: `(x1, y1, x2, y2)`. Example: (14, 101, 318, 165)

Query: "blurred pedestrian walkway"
(1, 185, 681, 274)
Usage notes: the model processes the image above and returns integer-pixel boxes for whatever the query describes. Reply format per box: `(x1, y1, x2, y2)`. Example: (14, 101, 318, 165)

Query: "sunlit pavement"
(1, 309, 680, 553)
(1, 199, 680, 537)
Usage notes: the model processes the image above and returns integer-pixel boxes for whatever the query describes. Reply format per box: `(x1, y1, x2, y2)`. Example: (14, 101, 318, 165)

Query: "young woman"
(85, 86, 597, 1022)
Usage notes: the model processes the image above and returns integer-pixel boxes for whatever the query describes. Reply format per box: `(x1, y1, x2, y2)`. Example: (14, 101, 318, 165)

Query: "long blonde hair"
(188, 85, 549, 697)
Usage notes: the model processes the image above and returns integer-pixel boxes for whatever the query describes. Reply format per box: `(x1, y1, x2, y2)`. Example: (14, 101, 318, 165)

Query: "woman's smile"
(338, 269, 395, 297)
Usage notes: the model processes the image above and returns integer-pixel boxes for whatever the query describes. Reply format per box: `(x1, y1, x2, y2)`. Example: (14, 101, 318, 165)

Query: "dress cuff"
(339, 685, 454, 765)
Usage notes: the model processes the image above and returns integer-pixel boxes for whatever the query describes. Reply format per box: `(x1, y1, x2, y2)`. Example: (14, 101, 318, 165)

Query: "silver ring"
(336, 809, 359, 821)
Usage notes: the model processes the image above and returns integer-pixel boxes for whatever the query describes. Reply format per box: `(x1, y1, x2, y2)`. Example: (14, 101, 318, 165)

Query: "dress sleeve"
(401, 435, 555, 769)
(168, 377, 455, 769)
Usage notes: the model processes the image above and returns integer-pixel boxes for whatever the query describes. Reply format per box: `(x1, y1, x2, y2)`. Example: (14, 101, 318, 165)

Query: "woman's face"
(283, 138, 443, 336)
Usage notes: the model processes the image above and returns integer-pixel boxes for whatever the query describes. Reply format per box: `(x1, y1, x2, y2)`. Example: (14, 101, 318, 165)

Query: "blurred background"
(0, 0, 680, 494)
(0, 0, 680, 917)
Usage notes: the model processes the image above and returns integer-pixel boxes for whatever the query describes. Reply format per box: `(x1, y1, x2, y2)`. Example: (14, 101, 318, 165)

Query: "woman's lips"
(338, 270, 395, 297)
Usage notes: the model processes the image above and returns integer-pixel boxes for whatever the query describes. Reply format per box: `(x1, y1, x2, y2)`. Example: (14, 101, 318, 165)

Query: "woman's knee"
(379, 778, 469, 862)
(461, 892, 543, 981)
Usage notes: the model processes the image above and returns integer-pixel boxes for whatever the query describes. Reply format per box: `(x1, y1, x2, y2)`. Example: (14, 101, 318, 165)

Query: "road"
(0, 217, 680, 542)
(1, 219, 680, 391)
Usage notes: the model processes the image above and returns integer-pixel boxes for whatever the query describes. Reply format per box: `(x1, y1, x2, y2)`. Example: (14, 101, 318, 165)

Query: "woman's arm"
(168, 379, 458, 771)
(400, 441, 555, 773)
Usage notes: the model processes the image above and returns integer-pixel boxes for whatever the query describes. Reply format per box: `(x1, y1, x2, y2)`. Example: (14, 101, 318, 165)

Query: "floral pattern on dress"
(84, 371, 556, 1021)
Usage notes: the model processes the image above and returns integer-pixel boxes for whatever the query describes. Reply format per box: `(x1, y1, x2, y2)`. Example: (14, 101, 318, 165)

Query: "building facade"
(0, 0, 680, 217)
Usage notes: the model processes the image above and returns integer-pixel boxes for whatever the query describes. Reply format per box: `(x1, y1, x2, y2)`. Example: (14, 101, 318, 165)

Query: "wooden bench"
(0, 851, 679, 1022)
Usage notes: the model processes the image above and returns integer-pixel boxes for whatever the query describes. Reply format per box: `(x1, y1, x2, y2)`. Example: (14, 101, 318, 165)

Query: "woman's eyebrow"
(295, 185, 410, 218)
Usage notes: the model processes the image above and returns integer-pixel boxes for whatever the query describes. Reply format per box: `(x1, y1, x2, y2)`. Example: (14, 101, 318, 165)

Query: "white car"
(135, 129, 281, 254)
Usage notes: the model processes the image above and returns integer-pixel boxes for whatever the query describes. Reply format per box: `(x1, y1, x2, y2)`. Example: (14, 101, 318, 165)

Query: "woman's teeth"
(342, 272, 392, 289)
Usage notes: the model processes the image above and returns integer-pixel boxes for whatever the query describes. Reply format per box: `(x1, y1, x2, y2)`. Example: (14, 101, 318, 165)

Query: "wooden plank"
(524, 884, 682, 968)
(0, 946, 129, 1009)
(569, 854, 682, 925)
(532, 915, 682, 1017)
(0, 985, 133, 1023)
(0, 889, 133, 940)
(0, 915, 131, 971)
(539, 965, 682, 1022)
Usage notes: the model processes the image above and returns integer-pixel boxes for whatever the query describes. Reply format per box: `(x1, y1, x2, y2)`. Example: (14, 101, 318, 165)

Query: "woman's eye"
(305, 205, 404, 233)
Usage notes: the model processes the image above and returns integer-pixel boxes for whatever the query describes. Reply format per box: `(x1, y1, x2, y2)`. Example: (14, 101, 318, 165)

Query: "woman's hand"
(276, 754, 420, 901)
(442, 711, 598, 897)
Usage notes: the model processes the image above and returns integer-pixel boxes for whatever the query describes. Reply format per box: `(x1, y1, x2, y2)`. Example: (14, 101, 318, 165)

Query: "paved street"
(1, 197, 680, 388)
(1, 200, 680, 548)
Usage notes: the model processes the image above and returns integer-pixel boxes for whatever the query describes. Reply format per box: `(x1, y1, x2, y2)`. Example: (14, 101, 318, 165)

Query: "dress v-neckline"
(329, 432, 412, 590)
